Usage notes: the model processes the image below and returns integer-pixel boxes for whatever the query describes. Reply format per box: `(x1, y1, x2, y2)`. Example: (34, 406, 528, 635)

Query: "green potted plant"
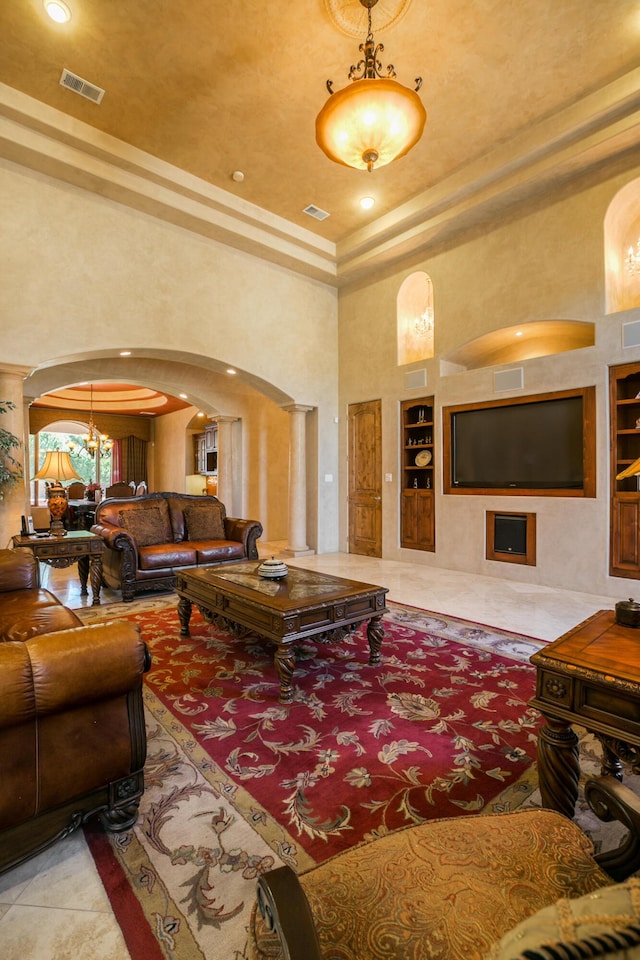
(0, 400, 23, 500)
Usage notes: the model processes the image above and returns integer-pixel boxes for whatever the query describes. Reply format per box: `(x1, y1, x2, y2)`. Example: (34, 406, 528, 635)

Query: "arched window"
(397, 271, 435, 365)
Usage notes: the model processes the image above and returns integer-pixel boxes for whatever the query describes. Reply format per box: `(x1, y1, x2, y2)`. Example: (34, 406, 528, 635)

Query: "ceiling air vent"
(59, 68, 105, 104)
(303, 204, 330, 222)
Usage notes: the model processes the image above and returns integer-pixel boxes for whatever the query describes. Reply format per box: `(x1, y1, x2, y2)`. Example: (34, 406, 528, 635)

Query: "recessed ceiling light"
(120, 350, 131, 356)
(44, 1, 71, 23)
(197, 411, 205, 417)
(226, 368, 237, 375)
(232, 170, 245, 183)
(360, 196, 375, 210)
(515, 331, 523, 337)
(179, 393, 188, 399)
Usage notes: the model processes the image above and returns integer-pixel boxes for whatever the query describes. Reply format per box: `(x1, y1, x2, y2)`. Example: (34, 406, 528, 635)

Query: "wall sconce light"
(625, 239, 640, 275)
(414, 276, 434, 337)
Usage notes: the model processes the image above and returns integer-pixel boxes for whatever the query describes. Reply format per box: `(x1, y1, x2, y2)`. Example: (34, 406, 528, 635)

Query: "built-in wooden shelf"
(400, 397, 435, 552)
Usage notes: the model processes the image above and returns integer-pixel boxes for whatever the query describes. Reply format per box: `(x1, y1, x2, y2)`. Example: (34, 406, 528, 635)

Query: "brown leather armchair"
(0, 548, 151, 874)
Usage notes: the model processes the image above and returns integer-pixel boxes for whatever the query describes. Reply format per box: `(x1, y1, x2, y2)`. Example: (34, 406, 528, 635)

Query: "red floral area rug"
(82, 602, 545, 960)
(133, 604, 543, 856)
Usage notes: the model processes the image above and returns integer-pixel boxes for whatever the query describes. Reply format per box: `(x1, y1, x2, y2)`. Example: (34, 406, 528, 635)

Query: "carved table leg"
(367, 614, 384, 666)
(597, 735, 624, 781)
(78, 556, 89, 596)
(537, 716, 580, 817)
(178, 596, 193, 637)
(274, 645, 296, 704)
(89, 555, 102, 605)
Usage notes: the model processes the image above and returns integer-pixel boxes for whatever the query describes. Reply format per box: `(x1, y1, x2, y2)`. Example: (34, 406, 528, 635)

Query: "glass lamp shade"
(316, 77, 426, 171)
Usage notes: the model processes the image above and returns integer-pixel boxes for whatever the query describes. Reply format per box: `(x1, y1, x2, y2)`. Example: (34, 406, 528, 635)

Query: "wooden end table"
(529, 609, 640, 817)
(13, 530, 105, 605)
(175, 561, 388, 703)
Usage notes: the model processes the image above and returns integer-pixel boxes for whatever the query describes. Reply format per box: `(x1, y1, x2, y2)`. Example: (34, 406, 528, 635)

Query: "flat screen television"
(443, 387, 596, 497)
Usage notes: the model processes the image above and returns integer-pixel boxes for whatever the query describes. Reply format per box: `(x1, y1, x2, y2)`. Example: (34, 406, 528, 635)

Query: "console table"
(13, 530, 105, 605)
(529, 610, 640, 817)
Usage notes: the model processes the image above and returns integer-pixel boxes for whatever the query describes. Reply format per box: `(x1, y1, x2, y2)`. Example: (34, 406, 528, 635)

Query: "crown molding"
(2, 71, 640, 290)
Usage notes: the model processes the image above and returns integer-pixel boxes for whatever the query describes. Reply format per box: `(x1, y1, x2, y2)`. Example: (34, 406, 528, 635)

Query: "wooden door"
(348, 400, 382, 557)
(611, 495, 640, 575)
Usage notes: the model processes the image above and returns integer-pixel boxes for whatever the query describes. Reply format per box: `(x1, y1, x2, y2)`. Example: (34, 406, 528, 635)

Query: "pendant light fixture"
(316, 0, 426, 172)
(67, 385, 114, 457)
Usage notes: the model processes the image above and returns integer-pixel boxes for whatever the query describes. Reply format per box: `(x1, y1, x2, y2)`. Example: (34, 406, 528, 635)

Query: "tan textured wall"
(152, 408, 195, 495)
(339, 165, 640, 599)
(152, 399, 289, 541)
(0, 163, 338, 551)
(2, 165, 338, 405)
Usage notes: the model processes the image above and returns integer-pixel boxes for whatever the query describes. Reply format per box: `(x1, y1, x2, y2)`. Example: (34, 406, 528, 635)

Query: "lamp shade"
(316, 77, 426, 171)
(33, 450, 82, 483)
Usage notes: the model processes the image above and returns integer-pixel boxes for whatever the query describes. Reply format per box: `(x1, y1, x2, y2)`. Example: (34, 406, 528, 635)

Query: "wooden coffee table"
(529, 609, 640, 817)
(175, 561, 388, 703)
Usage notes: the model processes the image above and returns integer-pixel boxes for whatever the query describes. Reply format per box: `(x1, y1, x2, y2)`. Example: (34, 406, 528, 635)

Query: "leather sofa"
(92, 491, 263, 602)
(0, 547, 150, 875)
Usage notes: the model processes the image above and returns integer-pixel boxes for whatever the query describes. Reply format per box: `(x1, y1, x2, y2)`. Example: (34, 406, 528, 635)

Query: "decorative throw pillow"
(488, 877, 640, 960)
(118, 505, 171, 547)
(184, 502, 226, 541)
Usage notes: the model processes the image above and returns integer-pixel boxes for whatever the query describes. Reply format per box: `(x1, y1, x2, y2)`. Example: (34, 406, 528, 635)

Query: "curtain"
(121, 435, 148, 485)
(111, 440, 123, 483)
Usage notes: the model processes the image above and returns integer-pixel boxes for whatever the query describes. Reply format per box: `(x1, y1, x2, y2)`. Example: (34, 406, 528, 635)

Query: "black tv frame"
(442, 386, 596, 498)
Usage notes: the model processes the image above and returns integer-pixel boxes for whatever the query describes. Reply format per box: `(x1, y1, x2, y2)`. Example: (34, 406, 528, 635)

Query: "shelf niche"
(610, 361, 640, 578)
(400, 397, 435, 552)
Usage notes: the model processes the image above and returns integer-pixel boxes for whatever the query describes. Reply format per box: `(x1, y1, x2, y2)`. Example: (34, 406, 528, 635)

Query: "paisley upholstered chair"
(250, 776, 640, 960)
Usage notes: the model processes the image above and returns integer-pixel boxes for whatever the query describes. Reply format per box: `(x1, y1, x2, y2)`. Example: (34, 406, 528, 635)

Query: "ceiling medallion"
(324, 0, 412, 38)
(316, 0, 426, 173)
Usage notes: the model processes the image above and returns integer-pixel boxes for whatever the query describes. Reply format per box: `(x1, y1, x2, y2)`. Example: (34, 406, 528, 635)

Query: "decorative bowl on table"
(258, 557, 289, 580)
(615, 597, 640, 628)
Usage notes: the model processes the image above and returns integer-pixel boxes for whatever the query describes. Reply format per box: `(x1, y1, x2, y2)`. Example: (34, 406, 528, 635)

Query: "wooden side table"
(12, 530, 105, 605)
(529, 610, 640, 817)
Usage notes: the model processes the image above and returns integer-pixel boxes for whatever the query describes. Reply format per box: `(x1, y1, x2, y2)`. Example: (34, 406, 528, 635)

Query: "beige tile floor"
(0, 546, 617, 959)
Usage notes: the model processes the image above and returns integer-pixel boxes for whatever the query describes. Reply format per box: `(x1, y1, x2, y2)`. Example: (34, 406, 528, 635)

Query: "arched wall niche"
(397, 271, 435, 365)
(605, 178, 640, 315)
(442, 320, 595, 372)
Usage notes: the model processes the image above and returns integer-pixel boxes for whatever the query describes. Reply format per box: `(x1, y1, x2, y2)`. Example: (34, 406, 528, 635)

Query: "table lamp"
(32, 451, 83, 536)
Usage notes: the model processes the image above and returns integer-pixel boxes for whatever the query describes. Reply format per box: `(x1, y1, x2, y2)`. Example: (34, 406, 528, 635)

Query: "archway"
(23, 351, 297, 547)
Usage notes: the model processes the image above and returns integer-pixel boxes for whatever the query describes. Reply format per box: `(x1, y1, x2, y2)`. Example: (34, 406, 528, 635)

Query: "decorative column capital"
(0, 363, 32, 380)
(281, 404, 314, 415)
